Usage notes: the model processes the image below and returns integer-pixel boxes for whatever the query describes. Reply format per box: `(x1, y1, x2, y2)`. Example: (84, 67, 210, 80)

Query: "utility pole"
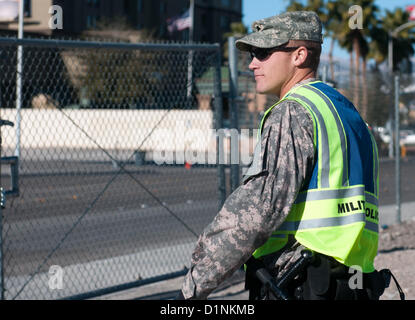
(228, 36, 240, 192)
(388, 21, 415, 73)
(394, 75, 401, 224)
(387, 21, 415, 158)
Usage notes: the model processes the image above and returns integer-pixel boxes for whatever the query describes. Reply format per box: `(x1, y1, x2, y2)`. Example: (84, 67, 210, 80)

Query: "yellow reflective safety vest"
(253, 81, 379, 273)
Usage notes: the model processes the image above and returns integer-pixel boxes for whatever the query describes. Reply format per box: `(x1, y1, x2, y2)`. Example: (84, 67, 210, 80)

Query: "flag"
(406, 5, 415, 21)
(167, 9, 191, 33)
(0, 0, 19, 22)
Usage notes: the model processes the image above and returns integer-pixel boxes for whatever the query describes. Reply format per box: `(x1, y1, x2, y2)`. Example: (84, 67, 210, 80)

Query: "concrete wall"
(1, 109, 215, 152)
(1, 108, 257, 166)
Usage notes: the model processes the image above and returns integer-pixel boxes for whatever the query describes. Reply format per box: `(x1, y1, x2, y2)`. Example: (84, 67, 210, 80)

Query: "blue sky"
(242, 0, 415, 60)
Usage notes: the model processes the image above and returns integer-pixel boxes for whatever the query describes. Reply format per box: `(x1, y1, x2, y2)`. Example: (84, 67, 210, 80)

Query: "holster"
(293, 254, 397, 300)
(245, 250, 314, 300)
(246, 252, 405, 300)
(245, 257, 266, 300)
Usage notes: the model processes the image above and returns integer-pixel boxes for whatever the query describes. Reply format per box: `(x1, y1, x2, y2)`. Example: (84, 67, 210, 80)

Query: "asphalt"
(92, 268, 248, 301)
(5, 156, 413, 300)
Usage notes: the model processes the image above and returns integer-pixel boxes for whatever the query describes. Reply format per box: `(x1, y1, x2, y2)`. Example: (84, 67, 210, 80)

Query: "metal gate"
(0, 37, 225, 300)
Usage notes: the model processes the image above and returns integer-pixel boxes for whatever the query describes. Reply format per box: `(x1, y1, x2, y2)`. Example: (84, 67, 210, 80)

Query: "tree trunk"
(329, 37, 335, 80)
(353, 67, 359, 108)
(349, 51, 354, 103)
(353, 35, 360, 74)
(362, 57, 367, 74)
(362, 59, 368, 120)
(352, 34, 360, 108)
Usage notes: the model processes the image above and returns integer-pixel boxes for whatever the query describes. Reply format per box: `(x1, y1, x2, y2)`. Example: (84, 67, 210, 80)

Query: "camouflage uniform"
(235, 11, 322, 51)
(181, 12, 323, 300)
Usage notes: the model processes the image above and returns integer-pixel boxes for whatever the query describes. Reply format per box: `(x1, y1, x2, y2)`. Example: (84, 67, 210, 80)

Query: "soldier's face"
(249, 48, 295, 97)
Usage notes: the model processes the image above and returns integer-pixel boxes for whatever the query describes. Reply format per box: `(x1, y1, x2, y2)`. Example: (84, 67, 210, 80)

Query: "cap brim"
(235, 32, 289, 52)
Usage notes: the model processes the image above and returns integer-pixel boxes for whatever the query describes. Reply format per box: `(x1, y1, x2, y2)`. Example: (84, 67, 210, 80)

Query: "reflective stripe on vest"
(252, 81, 379, 273)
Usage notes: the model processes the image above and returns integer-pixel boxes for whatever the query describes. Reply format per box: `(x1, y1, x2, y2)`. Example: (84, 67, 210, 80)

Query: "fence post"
(15, 0, 24, 158)
(394, 74, 401, 224)
(0, 89, 4, 299)
(213, 48, 226, 210)
(322, 64, 328, 82)
(0, 118, 4, 300)
(0, 196, 3, 300)
(228, 36, 240, 193)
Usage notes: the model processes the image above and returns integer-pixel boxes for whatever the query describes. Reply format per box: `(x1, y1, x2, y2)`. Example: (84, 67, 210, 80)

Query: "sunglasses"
(250, 46, 311, 61)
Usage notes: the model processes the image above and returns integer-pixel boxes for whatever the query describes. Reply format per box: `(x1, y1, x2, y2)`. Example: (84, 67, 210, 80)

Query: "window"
(201, 34, 209, 43)
(220, 15, 229, 28)
(160, 2, 166, 14)
(201, 13, 208, 27)
(87, 0, 100, 8)
(86, 15, 97, 28)
(182, 29, 189, 41)
(24, 0, 31, 17)
(221, 0, 230, 7)
(137, 0, 143, 13)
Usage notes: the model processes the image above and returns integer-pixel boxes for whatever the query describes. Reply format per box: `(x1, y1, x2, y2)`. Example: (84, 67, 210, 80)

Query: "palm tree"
(286, 0, 328, 24)
(325, 0, 345, 79)
(370, 8, 415, 73)
(331, 0, 378, 75)
(288, 0, 381, 75)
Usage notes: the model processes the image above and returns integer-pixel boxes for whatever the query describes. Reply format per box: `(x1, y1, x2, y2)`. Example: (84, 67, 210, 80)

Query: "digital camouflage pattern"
(181, 79, 317, 299)
(236, 11, 323, 52)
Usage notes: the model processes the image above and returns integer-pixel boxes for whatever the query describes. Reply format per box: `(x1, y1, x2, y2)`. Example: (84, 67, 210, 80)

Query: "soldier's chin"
(255, 85, 268, 95)
(256, 86, 279, 97)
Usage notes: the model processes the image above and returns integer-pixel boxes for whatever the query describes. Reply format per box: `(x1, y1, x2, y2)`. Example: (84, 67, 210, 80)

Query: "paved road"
(378, 157, 415, 205)
(2, 162, 222, 299)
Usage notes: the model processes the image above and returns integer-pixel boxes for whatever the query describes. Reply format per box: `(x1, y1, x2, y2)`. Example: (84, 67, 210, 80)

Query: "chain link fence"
(0, 37, 226, 299)
(229, 42, 410, 157)
(229, 45, 396, 154)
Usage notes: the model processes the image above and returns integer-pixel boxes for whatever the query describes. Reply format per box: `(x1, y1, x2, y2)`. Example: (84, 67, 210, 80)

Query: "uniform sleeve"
(181, 100, 316, 299)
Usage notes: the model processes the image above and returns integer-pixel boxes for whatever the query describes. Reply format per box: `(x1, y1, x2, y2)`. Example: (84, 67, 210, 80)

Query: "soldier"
(177, 11, 383, 300)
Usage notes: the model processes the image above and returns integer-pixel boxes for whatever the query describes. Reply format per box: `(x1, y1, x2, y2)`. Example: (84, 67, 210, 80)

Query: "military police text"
(337, 200, 379, 221)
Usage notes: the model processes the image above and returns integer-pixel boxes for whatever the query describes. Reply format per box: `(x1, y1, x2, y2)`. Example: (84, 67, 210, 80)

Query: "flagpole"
(189, 0, 194, 43)
(16, 0, 24, 158)
(186, 0, 195, 99)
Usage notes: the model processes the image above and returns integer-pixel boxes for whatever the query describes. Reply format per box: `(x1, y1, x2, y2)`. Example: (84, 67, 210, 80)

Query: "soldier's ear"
(292, 47, 308, 67)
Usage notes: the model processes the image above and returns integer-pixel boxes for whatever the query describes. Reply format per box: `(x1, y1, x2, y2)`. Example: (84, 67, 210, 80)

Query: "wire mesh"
(232, 50, 415, 156)
(0, 37, 223, 299)
(233, 49, 415, 224)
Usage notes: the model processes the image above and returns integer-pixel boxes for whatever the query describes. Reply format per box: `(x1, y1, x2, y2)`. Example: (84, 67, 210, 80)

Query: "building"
(0, 0, 245, 114)
(0, 0, 52, 36)
(0, 0, 243, 44)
